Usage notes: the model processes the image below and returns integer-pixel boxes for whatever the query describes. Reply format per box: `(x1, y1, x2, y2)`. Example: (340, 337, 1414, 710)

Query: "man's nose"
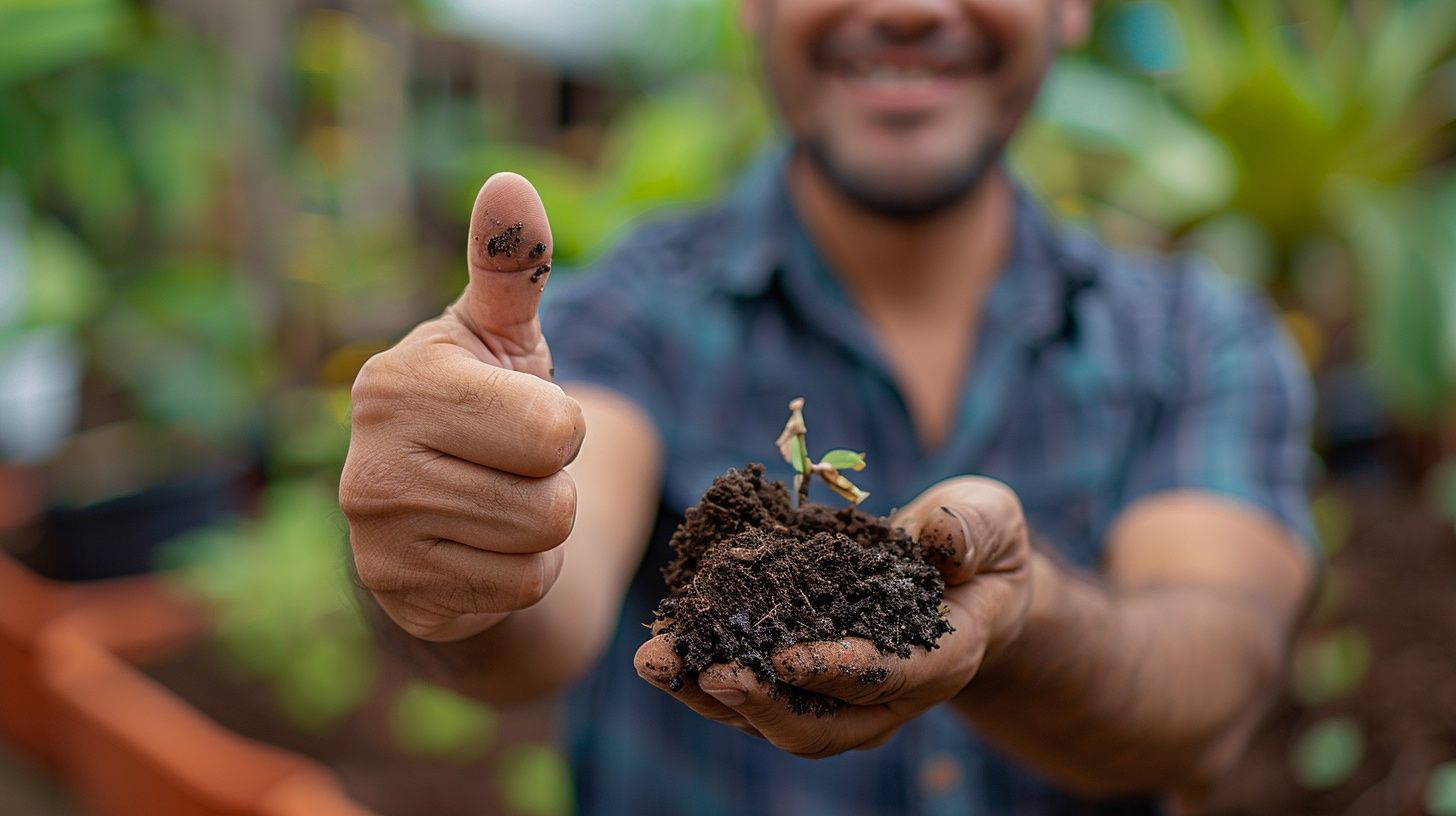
(866, 0, 954, 41)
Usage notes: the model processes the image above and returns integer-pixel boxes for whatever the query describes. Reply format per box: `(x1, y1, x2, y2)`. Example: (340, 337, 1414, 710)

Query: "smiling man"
(341, 1, 1316, 813)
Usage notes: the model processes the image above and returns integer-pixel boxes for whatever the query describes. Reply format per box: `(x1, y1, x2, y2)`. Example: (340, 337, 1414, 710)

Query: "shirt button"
(919, 754, 962, 796)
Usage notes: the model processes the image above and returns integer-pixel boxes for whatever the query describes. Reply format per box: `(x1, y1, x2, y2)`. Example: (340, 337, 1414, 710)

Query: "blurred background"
(0, 0, 1453, 814)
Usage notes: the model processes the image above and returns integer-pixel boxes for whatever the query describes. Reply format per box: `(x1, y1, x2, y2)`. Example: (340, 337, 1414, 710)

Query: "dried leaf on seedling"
(819, 449, 867, 471)
(776, 397, 811, 475)
(815, 464, 870, 505)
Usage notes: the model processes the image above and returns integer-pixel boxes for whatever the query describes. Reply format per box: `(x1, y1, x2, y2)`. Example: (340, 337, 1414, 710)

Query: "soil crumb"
(529, 241, 547, 259)
(486, 223, 524, 258)
(652, 464, 952, 716)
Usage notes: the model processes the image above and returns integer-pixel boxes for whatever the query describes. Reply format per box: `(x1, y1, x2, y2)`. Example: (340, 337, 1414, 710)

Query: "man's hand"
(634, 477, 1031, 758)
(341, 173, 585, 643)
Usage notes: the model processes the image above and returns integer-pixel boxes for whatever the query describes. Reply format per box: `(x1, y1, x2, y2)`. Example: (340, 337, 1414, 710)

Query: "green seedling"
(775, 397, 870, 507)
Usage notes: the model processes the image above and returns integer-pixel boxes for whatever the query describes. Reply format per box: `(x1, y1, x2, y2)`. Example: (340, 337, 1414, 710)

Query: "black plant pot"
(27, 459, 259, 581)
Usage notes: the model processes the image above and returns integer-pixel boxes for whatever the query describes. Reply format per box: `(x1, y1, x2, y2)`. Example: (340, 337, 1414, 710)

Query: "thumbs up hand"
(342, 174, 586, 643)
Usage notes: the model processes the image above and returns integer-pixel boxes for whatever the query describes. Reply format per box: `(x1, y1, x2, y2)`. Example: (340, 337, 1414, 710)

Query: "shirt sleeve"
(1118, 261, 1319, 549)
(539, 263, 673, 442)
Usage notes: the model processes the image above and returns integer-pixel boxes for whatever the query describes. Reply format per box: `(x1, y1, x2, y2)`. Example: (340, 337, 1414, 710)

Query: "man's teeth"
(848, 63, 944, 83)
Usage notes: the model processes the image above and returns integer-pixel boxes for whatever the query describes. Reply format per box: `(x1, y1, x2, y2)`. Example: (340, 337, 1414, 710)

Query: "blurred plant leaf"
(1290, 627, 1370, 705)
(1310, 491, 1351, 558)
(390, 682, 497, 758)
(1426, 761, 1456, 816)
(1022, 57, 1237, 224)
(1338, 180, 1456, 419)
(267, 387, 352, 472)
(0, 0, 127, 86)
(1292, 716, 1364, 791)
(463, 81, 766, 265)
(277, 635, 373, 729)
(24, 217, 105, 327)
(1433, 461, 1456, 525)
(165, 481, 377, 731)
(498, 744, 574, 816)
(93, 258, 271, 445)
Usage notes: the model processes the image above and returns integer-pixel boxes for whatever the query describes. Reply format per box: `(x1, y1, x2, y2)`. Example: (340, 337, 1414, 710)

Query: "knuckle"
(354, 551, 412, 595)
(349, 351, 402, 426)
(526, 386, 583, 474)
(536, 471, 578, 547)
(339, 448, 405, 520)
(512, 551, 561, 609)
(379, 596, 449, 638)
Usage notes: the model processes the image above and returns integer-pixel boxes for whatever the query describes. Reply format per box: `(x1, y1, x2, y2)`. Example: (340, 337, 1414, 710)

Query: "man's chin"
(802, 140, 1000, 221)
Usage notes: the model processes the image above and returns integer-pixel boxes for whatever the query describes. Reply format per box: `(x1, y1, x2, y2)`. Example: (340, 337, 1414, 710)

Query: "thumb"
(461, 172, 554, 378)
(895, 478, 1027, 587)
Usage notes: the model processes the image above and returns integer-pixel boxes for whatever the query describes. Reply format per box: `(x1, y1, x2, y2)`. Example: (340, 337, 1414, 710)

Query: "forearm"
(956, 550, 1290, 797)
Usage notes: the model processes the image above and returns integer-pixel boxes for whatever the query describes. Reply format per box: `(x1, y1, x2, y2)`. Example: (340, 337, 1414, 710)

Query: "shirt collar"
(715, 146, 1099, 349)
(716, 147, 796, 298)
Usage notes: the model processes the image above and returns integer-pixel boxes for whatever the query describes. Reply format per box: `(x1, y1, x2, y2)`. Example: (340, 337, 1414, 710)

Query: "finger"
(349, 452, 576, 555)
(633, 637, 763, 737)
(353, 345, 584, 477)
(698, 663, 900, 759)
(771, 638, 908, 706)
(462, 172, 554, 378)
(354, 536, 564, 621)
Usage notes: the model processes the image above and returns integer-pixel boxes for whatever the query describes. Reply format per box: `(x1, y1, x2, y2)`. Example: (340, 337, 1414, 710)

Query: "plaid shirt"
(542, 153, 1315, 816)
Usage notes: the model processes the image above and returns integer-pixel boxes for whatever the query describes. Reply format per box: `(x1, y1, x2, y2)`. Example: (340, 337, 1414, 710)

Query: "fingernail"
(940, 505, 976, 564)
(705, 687, 747, 707)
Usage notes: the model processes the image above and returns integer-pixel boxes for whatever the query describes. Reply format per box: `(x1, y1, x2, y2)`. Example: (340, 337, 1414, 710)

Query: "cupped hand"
(633, 477, 1031, 758)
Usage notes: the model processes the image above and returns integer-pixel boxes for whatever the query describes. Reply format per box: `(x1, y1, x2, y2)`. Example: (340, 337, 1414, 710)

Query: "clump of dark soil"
(652, 464, 952, 716)
(485, 222, 524, 257)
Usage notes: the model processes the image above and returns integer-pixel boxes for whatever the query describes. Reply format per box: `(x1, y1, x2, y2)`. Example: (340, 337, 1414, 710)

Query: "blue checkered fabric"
(540, 152, 1315, 816)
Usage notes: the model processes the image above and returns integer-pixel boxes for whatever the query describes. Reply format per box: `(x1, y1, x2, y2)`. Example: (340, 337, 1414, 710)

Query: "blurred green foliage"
(1293, 716, 1365, 790)
(162, 481, 374, 729)
(389, 681, 497, 758)
(5, 0, 1456, 806)
(1018, 0, 1456, 421)
(498, 744, 576, 816)
(1, 0, 265, 454)
(1428, 761, 1456, 816)
(1290, 626, 1370, 706)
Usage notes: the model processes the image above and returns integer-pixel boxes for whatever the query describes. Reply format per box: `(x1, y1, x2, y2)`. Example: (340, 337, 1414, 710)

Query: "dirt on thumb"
(463, 172, 554, 376)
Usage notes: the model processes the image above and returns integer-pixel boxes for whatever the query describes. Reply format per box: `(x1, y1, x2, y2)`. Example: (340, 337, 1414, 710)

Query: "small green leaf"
(1292, 717, 1363, 791)
(786, 435, 809, 474)
(1425, 761, 1456, 816)
(819, 449, 866, 471)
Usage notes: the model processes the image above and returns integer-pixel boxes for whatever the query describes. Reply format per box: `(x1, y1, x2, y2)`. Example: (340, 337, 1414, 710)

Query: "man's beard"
(799, 136, 1002, 220)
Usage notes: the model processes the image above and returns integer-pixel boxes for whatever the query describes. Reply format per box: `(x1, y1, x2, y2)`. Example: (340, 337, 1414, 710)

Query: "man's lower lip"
(828, 72, 967, 112)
